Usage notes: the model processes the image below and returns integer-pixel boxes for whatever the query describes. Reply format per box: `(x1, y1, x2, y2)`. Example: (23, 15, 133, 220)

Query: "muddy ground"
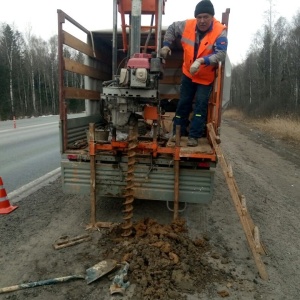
(0, 118, 300, 300)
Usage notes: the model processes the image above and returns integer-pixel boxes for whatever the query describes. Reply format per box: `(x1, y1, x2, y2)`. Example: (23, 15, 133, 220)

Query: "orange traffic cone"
(0, 177, 18, 214)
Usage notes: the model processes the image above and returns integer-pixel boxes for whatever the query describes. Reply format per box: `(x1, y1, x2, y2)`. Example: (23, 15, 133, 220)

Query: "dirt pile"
(100, 218, 232, 299)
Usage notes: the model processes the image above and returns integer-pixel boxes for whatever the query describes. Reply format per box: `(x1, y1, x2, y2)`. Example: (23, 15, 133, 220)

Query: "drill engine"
(101, 53, 163, 128)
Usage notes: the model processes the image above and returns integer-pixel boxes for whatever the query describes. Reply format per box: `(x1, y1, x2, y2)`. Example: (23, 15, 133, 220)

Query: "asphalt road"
(0, 115, 61, 194)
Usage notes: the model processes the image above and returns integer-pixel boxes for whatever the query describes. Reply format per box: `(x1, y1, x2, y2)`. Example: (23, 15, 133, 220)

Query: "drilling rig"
(100, 0, 165, 236)
(58, 0, 231, 235)
(57, 0, 269, 280)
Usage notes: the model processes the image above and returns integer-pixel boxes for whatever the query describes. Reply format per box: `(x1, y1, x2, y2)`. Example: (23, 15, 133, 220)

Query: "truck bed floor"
(167, 136, 213, 154)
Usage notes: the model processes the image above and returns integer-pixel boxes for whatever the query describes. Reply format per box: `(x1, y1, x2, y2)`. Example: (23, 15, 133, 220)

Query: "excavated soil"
(0, 118, 300, 299)
(101, 218, 232, 300)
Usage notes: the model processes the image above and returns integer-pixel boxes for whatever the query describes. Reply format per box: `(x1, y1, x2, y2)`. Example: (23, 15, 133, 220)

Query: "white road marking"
(8, 168, 61, 203)
(0, 122, 58, 133)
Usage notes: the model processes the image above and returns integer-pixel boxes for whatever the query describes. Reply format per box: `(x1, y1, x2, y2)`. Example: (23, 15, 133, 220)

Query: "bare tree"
(1, 25, 16, 116)
(230, 7, 300, 118)
(264, 0, 277, 100)
(48, 35, 58, 114)
(24, 27, 38, 116)
(288, 12, 300, 112)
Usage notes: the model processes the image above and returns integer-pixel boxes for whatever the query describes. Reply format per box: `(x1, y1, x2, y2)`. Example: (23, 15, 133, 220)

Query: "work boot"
(187, 137, 198, 147)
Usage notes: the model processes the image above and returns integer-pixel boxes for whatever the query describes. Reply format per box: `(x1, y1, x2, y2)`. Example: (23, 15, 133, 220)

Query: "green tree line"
(230, 7, 300, 119)
(0, 23, 84, 121)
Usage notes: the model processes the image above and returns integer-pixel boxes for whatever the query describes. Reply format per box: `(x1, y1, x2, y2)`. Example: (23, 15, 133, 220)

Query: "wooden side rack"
(207, 123, 268, 280)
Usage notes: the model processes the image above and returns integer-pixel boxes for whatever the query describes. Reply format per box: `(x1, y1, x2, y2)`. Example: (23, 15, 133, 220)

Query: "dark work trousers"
(173, 74, 212, 138)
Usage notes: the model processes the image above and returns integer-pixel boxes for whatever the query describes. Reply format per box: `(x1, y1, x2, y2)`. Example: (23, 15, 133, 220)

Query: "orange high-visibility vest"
(181, 18, 226, 85)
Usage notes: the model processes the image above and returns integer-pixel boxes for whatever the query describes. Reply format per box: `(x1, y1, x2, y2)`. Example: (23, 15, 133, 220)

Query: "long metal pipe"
(156, 0, 163, 55)
(112, 0, 118, 77)
(130, 0, 142, 56)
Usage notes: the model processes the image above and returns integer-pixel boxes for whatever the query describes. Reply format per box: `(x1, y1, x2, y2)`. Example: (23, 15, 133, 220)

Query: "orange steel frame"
(89, 139, 217, 161)
(88, 60, 226, 163)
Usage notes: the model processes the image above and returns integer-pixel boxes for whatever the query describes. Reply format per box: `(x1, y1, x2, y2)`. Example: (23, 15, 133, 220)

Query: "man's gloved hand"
(160, 46, 171, 59)
(189, 58, 203, 75)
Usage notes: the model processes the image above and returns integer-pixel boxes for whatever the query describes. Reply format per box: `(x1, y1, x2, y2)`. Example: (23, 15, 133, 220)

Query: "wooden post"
(89, 123, 96, 226)
(207, 123, 268, 280)
(173, 125, 180, 220)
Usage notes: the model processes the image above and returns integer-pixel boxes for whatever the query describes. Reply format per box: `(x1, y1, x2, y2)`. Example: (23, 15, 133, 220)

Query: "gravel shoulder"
(0, 118, 299, 300)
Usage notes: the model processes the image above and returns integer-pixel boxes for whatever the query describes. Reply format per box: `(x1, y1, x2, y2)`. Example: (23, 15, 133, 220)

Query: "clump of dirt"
(101, 218, 231, 299)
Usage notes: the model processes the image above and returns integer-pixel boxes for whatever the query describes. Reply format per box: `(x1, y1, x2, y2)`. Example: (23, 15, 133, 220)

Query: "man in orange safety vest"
(160, 0, 228, 146)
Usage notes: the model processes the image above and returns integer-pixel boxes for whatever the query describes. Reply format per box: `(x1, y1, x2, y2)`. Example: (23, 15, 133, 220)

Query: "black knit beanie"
(194, 0, 215, 17)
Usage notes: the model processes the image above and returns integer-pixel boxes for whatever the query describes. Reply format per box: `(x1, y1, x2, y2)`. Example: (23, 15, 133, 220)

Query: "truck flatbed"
(167, 136, 213, 154)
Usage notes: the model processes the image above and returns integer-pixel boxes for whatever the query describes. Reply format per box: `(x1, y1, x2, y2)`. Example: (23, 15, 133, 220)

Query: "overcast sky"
(0, 0, 299, 65)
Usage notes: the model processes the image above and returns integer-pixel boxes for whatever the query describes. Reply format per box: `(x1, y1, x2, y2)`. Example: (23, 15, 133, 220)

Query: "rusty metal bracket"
(53, 234, 91, 250)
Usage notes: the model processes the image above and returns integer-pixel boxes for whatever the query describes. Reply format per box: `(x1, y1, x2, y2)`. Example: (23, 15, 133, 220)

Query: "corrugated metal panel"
(62, 162, 91, 193)
(66, 115, 103, 145)
(134, 166, 214, 203)
(62, 160, 215, 204)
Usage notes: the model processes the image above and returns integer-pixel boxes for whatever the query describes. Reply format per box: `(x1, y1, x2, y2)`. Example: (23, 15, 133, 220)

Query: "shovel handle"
(0, 275, 85, 294)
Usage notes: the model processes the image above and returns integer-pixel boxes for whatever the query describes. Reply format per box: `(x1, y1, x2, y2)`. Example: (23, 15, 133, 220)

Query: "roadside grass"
(222, 108, 300, 144)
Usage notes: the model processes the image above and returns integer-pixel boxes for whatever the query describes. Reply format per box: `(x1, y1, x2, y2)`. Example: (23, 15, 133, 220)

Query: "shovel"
(0, 259, 117, 294)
